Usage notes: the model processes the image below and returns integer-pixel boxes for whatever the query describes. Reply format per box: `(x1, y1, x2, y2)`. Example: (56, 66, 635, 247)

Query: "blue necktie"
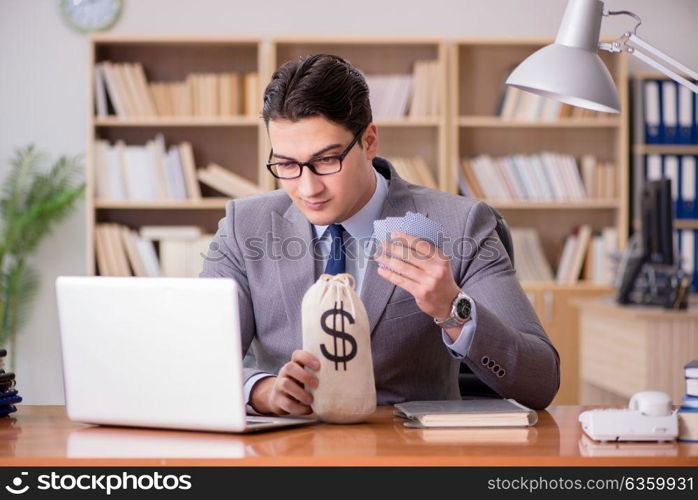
(324, 223, 346, 275)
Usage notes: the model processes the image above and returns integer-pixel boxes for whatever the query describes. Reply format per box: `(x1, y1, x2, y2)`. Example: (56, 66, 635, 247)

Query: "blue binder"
(678, 83, 693, 144)
(661, 80, 678, 144)
(643, 80, 662, 144)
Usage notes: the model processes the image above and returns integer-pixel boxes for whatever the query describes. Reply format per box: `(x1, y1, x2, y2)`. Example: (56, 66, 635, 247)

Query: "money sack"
(302, 273, 376, 423)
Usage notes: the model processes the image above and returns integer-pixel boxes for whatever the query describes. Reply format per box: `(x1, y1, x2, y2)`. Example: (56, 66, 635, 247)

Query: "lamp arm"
(597, 8, 698, 94)
(605, 33, 698, 93)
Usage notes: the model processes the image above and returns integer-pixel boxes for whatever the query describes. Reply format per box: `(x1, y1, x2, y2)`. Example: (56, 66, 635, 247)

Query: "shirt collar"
(313, 167, 389, 241)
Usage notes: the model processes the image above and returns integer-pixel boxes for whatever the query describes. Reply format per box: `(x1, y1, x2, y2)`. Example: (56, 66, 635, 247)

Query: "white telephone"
(578, 391, 678, 442)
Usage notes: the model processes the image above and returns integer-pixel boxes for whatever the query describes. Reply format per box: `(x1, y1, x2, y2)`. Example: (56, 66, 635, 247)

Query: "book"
(140, 225, 202, 241)
(94, 225, 113, 275)
(678, 408, 698, 442)
(243, 72, 260, 117)
(100, 61, 129, 117)
(119, 226, 147, 277)
(510, 228, 554, 282)
(688, 379, 698, 397)
(685, 359, 698, 379)
(178, 142, 202, 200)
(681, 395, 698, 409)
(160, 235, 214, 277)
(134, 235, 161, 277)
(556, 233, 578, 284)
(94, 64, 109, 117)
(567, 224, 592, 283)
(197, 163, 263, 199)
(393, 399, 538, 428)
(408, 60, 440, 118)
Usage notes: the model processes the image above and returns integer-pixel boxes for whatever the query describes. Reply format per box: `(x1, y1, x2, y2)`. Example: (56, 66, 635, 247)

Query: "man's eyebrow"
(271, 143, 343, 161)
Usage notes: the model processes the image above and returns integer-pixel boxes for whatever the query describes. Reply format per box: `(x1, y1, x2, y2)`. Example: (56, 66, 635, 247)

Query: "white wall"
(1, 0, 697, 404)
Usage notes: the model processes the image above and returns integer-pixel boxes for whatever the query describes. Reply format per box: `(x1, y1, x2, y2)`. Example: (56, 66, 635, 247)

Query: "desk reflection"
(578, 434, 679, 457)
(67, 426, 246, 458)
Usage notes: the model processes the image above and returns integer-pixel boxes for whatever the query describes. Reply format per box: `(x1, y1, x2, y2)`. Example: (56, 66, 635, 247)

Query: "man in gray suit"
(200, 54, 560, 416)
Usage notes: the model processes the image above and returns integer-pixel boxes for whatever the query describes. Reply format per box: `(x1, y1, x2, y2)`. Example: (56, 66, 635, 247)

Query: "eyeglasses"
(265, 126, 366, 180)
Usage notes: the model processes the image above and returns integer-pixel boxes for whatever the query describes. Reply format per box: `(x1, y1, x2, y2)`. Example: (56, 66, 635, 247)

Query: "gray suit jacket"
(200, 157, 560, 410)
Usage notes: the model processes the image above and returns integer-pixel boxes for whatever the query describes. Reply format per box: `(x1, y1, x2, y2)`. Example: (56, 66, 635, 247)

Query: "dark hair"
(262, 54, 372, 140)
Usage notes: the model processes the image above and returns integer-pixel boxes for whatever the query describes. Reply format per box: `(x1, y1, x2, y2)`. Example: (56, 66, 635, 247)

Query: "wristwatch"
(433, 291, 472, 329)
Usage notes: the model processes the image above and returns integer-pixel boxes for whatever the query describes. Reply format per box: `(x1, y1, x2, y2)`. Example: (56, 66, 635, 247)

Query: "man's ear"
(363, 123, 379, 161)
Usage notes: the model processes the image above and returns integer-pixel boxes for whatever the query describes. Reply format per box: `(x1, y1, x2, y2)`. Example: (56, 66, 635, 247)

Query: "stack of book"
(0, 349, 21, 417)
(496, 86, 600, 121)
(94, 61, 260, 118)
(510, 228, 554, 282)
(459, 153, 616, 202)
(385, 156, 437, 189)
(509, 226, 617, 285)
(409, 60, 440, 118)
(556, 225, 618, 285)
(94, 135, 263, 202)
(94, 224, 214, 278)
(364, 59, 440, 119)
(679, 359, 698, 442)
(365, 74, 412, 119)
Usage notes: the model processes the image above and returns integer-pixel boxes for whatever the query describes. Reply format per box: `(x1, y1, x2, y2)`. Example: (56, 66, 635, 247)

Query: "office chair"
(458, 206, 515, 398)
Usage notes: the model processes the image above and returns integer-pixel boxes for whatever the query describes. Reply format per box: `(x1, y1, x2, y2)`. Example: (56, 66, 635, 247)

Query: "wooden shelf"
(94, 117, 260, 127)
(488, 200, 620, 210)
(95, 198, 229, 210)
(457, 116, 621, 128)
(674, 219, 698, 229)
(633, 144, 698, 155)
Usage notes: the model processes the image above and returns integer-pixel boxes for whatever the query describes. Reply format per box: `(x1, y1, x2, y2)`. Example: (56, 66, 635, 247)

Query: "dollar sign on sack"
(320, 300, 357, 370)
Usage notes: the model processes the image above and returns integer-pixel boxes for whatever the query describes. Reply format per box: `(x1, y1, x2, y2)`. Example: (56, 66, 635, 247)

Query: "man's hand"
(374, 231, 461, 323)
(249, 349, 320, 416)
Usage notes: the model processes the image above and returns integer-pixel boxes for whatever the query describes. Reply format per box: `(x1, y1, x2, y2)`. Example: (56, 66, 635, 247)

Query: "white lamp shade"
(506, 0, 620, 113)
(505, 43, 620, 113)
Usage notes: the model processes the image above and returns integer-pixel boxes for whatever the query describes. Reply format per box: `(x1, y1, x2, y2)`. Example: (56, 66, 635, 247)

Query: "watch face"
(455, 297, 471, 320)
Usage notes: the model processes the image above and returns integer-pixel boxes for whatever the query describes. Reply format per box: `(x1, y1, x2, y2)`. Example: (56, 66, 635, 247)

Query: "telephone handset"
(629, 390, 673, 416)
(579, 391, 678, 442)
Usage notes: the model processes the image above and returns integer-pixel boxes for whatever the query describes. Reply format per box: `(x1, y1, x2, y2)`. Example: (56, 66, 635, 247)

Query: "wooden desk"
(3, 406, 697, 466)
(574, 295, 698, 405)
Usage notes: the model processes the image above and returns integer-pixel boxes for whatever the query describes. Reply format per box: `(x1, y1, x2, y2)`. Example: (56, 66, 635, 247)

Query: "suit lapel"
(272, 202, 316, 346)
(360, 160, 422, 335)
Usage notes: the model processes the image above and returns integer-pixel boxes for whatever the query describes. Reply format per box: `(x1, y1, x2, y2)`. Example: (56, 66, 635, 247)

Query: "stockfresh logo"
(5, 472, 29, 495)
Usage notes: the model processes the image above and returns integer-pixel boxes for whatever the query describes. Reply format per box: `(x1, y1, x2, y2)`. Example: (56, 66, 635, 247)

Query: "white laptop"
(55, 276, 316, 433)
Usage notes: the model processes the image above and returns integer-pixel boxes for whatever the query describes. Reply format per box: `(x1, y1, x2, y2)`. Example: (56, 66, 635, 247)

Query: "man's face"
(268, 116, 379, 226)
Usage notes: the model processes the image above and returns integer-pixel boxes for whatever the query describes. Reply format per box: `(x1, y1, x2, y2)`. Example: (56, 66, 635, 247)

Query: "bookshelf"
(86, 35, 271, 275)
(85, 35, 634, 404)
(450, 38, 629, 271)
(630, 72, 698, 293)
(449, 38, 629, 405)
(269, 37, 449, 192)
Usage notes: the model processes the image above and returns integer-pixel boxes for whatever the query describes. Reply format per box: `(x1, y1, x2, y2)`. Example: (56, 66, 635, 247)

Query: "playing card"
(371, 212, 447, 248)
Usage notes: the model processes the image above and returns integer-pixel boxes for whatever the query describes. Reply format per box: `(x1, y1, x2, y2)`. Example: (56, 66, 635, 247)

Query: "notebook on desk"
(394, 398, 538, 428)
